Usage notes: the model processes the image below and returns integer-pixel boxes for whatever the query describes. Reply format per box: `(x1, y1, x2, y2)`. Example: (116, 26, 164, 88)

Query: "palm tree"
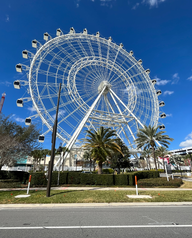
(134, 125, 173, 170)
(41, 149, 51, 171)
(30, 150, 44, 171)
(156, 146, 171, 171)
(141, 148, 152, 170)
(83, 150, 93, 172)
(83, 127, 122, 174)
(110, 138, 130, 174)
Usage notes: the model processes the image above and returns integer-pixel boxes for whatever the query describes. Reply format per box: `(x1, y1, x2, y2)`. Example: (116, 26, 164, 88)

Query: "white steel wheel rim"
(26, 32, 159, 148)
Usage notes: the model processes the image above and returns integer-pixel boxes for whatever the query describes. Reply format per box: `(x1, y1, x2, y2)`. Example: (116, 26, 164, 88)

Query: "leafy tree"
(139, 159, 147, 169)
(0, 115, 41, 170)
(141, 148, 152, 170)
(83, 150, 93, 172)
(169, 154, 185, 168)
(83, 127, 122, 174)
(30, 149, 51, 171)
(135, 125, 173, 170)
(110, 138, 130, 173)
(156, 146, 171, 171)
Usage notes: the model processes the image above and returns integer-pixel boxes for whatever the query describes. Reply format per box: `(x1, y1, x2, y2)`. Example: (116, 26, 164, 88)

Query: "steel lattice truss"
(15, 28, 166, 163)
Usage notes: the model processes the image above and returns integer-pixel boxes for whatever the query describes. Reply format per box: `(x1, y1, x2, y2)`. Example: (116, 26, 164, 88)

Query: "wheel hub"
(98, 81, 111, 94)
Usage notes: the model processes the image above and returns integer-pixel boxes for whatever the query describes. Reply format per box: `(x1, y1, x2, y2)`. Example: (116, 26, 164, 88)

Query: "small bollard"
(27, 175, 32, 195)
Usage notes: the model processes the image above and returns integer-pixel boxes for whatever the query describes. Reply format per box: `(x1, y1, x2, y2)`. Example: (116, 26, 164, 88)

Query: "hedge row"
(0, 171, 29, 183)
(29, 170, 160, 186)
(138, 177, 183, 188)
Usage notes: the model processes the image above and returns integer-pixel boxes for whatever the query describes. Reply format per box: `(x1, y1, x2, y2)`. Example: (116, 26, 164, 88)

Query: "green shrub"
(59, 172, 68, 184)
(127, 173, 134, 185)
(18, 170, 160, 186)
(0, 171, 29, 183)
(138, 177, 183, 188)
(0, 171, 9, 179)
(30, 172, 47, 186)
(80, 174, 94, 185)
(158, 169, 164, 173)
(93, 174, 114, 185)
(68, 172, 81, 184)
(115, 174, 128, 185)
(30, 172, 69, 186)
(92, 170, 98, 174)
(125, 171, 159, 185)
(51, 172, 59, 185)
(102, 169, 114, 174)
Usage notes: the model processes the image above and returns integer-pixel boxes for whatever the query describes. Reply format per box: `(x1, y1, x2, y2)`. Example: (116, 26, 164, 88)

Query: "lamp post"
(46, 83, 62, 197)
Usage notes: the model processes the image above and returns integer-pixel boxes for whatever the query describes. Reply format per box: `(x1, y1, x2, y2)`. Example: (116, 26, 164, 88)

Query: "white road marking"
(0, 225, 192, 229)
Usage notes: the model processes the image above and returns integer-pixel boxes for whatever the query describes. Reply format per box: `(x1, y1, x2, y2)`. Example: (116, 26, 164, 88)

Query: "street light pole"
(46, 83, 62, 197)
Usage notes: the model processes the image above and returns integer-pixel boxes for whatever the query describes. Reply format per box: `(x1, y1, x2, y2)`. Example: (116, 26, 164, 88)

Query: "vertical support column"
(46, 83, 62, 197)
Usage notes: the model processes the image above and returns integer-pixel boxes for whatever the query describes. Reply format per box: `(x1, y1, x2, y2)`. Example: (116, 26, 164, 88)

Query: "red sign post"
(135, 175, 138, 196)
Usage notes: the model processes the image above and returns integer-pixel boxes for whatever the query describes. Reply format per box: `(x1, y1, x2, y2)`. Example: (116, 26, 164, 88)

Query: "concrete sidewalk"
(1, 186, 192, 191)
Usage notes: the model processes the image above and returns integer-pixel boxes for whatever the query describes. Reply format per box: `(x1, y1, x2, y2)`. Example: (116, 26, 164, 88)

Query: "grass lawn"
(1, 189, 192, 204)
(181, 181, 192, 188)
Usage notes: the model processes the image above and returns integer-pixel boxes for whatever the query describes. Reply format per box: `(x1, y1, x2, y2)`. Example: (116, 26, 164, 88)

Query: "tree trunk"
(163, 158, 165, 172)
(98, 160, 102, 174)
(90, 159, 92, 172)
(44, 157, 45, 172)
(148, 156, 151, 170)
(62, 153, 65, 172)
(152, 147, 157, 170)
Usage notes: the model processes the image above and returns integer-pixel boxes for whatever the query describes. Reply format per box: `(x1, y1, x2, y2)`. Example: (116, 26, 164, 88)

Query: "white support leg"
(109, 91, 136, 141)
(110, 89, 161, 147)
(54, 86, 106, 169)
(106, 94, 134, 149)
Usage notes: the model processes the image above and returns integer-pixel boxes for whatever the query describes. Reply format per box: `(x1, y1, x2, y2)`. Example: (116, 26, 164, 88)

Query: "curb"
(1, 187, 192, 191)
(1, 202, 192, 208)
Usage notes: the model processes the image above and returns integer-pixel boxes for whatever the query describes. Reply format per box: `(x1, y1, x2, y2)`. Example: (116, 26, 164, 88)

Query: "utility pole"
(46, 83, 62, 197)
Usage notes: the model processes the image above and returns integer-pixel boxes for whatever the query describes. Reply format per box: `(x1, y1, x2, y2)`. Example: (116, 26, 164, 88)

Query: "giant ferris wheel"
(14, 27, 166, 163)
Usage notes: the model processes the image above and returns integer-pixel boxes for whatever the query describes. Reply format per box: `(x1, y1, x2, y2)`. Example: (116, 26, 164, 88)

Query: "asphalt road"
(1, 206, 192, 238)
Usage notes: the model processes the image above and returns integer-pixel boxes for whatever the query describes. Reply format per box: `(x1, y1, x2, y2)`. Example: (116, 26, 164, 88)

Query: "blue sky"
(0, 0, 192, 150)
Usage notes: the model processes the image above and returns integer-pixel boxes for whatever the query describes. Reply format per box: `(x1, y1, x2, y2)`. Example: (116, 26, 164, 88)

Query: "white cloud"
(75, 0, 80, 7)
(10, 114, 25, 123)
(132, 2, 140, 10)
(155, 76, 170, 86)
(27, 106, 36, 112)
(171, 73, 180, 84)
(0, 81, 12, 87)
(122, 85, 142, 95)
(185, 132, 192, 140)
(179, 140, 192, 148)
(15, 117, 25, 123)
(142, 0, 166, 7)
(100, 0, 114, 7)
(52, 109, 66, 119)
(166, 113, 172, 117)
(179, 132, 192, 148)
(163, 91, 174, 95)
(187, 76, 192, 81)
(5, 15, 9, 22)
